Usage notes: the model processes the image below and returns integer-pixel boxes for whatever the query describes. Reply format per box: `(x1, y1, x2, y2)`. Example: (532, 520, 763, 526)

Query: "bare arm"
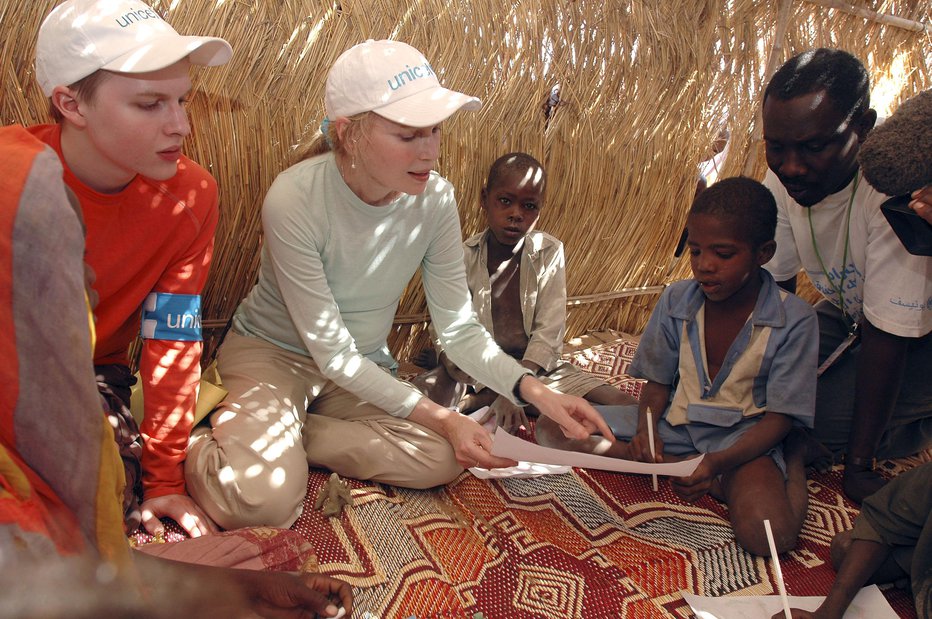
(133, 552, 354, 618)
(844, 319, 909, 501)
(849, 319, 909, 458)
(775, 538, 890, 619)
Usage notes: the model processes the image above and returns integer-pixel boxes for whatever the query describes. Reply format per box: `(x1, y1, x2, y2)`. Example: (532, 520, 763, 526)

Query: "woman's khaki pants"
(185, 332, 462, 530)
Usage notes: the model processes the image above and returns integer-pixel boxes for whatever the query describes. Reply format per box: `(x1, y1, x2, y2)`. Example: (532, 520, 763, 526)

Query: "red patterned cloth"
(134, 527, 317, 573)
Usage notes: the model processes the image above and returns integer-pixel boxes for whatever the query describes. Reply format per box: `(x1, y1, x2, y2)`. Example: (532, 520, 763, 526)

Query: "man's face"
(75, 60, 192, 192)
(762, 90, 872, 207)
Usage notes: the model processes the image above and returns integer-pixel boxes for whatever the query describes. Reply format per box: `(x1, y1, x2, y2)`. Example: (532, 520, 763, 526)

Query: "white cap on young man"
(325, 39, 481, 128)
(35, 0, 232, 97)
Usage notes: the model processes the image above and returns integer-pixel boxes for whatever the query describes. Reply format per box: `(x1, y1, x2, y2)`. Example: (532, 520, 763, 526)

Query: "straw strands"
(2, 0, 930, 362)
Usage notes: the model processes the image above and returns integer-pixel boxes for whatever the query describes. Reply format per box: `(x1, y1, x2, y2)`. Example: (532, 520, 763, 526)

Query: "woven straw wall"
(2, 0, 930, 362)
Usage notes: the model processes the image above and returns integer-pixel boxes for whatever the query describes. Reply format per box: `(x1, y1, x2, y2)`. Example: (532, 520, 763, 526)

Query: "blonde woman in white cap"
(28, 0, 231, 539)
(186, 39, 614, 530)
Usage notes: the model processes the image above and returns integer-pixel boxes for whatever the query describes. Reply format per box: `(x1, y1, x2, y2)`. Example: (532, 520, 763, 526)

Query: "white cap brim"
(372, 86, 482, 127)
(101, 34, 232, 74)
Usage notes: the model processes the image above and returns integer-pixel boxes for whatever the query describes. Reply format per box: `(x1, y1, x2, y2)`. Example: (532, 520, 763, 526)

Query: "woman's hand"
(518, 375, 615, 442)
(408, 397, 517, 470)
(442, 411, 518, 469)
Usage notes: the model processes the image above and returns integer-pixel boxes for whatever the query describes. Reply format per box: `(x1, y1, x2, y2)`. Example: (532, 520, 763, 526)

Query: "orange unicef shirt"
(29, 124, 219, 500)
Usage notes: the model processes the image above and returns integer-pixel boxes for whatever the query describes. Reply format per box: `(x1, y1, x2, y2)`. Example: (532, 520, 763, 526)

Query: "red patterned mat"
(286, 455, 920, 618)
(134, 336, 923, 618)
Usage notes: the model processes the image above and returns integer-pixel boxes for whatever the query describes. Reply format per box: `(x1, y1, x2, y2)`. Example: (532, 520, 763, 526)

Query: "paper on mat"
(469, 460, 572, 479)
(467, 408, 571, 478)
(489, 426, 704, 476)
(682, 585, 897, 619)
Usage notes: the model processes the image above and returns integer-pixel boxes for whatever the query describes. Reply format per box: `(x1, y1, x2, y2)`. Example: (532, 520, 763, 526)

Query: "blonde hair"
(293, 111, 371, 164)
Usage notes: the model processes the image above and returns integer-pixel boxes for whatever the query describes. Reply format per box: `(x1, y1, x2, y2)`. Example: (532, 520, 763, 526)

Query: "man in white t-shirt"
(761, 48, 932, 504)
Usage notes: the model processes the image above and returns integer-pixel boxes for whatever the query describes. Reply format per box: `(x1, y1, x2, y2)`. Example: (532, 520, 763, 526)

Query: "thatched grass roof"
(2, 0, 930, 362)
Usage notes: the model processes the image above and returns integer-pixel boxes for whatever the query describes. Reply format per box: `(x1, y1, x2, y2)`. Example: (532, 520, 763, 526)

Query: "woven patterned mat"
(134, 336, 923, 618)
(290, 462, 919, 618)
(291, 459, 923, 617)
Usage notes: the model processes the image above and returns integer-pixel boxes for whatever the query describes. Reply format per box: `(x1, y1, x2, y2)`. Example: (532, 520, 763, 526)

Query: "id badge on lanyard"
(817, 321, 859, 376)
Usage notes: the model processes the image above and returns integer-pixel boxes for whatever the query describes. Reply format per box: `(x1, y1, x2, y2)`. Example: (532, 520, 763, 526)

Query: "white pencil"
(764, 519, 792, 619)
(646, 408, 658, 491)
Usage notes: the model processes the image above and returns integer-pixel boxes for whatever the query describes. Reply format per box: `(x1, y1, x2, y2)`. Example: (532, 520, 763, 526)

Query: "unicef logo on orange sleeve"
(140, 292, 202, 341)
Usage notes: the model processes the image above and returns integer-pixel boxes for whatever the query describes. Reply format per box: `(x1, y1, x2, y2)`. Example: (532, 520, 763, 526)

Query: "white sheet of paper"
(682, 585, 897, 619)
(469, 460, 573, 479)
(489, 426, 704, 476)
(467, 407, 496, 432)
(467, 408, 571, 478)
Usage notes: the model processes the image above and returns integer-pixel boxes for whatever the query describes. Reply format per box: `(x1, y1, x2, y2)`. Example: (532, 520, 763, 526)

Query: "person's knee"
(186, 433, 309, 529)
(830, 530, 854, 570)
(394, 437, 462, 489)
(404, 457, 463, 489)
(228, 466, 309, 528)
(732, 513, 799, 556)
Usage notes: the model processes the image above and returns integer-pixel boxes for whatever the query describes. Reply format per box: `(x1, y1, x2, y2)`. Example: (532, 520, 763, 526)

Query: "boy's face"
(762, 90, 873, 207)
(481, 168, 544, 246)
(686, 213, 774, 303)
(68, 60, 193, 192)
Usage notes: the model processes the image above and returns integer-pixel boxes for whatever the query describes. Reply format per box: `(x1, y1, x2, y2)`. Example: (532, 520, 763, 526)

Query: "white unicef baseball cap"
(325, 39, 481, 128)
(35, 0, 232, 97)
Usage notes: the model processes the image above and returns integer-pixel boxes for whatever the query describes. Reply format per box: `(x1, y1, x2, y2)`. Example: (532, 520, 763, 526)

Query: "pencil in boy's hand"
(646, 407, 658, 492)
(764, 519, 792, 619)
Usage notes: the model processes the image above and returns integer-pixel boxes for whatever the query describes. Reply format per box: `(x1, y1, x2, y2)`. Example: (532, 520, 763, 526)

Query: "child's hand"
(630, 428, 663, 463)
(478, 395, 529, 434)
(670, 456, 718, 502)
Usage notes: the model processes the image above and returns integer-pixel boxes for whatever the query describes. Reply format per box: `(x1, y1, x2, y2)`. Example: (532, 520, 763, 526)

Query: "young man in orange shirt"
(30, 0, 231, 536)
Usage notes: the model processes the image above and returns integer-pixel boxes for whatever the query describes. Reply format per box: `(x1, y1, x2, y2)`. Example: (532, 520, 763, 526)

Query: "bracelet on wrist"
(512, 373, 531, 407)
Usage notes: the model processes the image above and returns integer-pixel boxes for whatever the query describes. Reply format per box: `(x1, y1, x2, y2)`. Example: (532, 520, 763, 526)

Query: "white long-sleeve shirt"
(233, 152, 528, 417)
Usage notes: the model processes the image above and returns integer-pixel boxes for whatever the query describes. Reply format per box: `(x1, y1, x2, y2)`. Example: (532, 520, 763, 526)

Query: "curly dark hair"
(485, 152, 547, 192)
(689, 177, 777, 249)
(764, 48, 870, 122)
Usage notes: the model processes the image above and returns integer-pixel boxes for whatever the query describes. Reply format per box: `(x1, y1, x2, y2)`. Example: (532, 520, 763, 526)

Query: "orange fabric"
(29, 124, 219, 499)
(0, 125, 129, 565)
(0, 126, 38, 449)
(0, 444, 86, 556)
(0, 129, 80, 555)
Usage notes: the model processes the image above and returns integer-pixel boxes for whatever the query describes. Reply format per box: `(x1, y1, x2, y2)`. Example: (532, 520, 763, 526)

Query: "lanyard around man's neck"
(808, 171, 859, 333)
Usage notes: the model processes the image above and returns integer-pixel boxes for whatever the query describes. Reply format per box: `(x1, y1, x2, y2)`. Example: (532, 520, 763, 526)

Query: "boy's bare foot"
(842, 463, 887, 505)
(784, 427, 834, 472)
